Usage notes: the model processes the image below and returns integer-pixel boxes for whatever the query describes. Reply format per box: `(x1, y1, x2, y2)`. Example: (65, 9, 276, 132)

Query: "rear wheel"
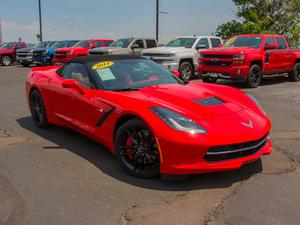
(179, 61, 193, 81)
(114, 119, 160, 178)
(29, 89, 50, 128)
(202, 76, 218, 83)
(247, 64, 262, 88)
(288, 63, 300, 82)
(1, 56, 13, 66)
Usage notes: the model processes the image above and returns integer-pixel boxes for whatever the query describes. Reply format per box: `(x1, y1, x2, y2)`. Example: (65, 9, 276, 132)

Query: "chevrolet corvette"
(26, 55, 272, 178)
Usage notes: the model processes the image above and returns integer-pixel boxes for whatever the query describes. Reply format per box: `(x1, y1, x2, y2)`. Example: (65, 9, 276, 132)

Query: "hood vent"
(195, 96, 224, 106)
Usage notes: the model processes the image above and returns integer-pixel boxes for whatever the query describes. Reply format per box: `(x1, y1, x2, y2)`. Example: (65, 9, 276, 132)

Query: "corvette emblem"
(241, 120, 253, 128)
(211, 58, 218, 62)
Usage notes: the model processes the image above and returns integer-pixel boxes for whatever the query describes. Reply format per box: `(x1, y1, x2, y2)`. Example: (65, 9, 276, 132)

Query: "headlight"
(42, 50, 48, 56)
(233, 54, 245, 59)
(246, 94, 266, 114)
(151, 107, 207, 134)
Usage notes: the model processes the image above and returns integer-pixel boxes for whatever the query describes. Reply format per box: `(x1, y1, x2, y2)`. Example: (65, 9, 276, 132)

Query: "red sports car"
(26, 55, 272, 178)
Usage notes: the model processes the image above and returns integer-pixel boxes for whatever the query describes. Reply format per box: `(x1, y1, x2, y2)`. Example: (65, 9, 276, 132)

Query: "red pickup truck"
(0, 41, 28, 66)
(199, 34, 300, 87)
(53, 39, 114, 64)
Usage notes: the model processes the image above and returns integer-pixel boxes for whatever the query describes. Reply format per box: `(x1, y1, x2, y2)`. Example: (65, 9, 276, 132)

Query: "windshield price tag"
(92, 61, 114, 70)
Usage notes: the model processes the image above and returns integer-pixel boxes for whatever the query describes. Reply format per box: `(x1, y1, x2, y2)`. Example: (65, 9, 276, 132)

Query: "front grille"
(195, 97, 224, 106)
(205, 134, 269, 162)
(202, 54, 233, 59)
(17, 52, 31, 57)
(203, 61, 232, 67)
(55, 53, 67, 59)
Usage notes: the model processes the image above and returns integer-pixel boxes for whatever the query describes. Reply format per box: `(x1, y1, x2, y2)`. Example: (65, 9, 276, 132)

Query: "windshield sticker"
(96, 68, 116, 81)
(92, 61, 114, 70)
(225, 37, 236, 44)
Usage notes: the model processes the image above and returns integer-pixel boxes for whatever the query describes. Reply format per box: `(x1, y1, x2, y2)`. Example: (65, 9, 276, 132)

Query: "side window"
(210, 38, 222, 48)
(196, 38, 209, 49)
(67, 41, 77, 47)
(265, 37, 276, 46)
(276, 37, 287, 49)
(93, 41, 103, 48)
(146, 39, 157, 48)
(104, 41, 113, 46)
(133, 39, 145, 48)
(63, 63, 91, 88)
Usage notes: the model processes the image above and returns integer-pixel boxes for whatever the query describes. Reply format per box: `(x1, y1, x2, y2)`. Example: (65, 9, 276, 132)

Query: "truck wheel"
(1, 56, 13, 66)
(202, 76, 218, 83)
(288, 63, 300, 82)
(179, 61, 193, 81)
(247, 64, 262, 88)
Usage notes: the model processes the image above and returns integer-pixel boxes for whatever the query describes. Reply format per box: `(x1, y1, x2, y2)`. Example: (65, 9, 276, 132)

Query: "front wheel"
(179, 61, 194, 81)
(247, 64, 262, 88)
(114, 119, 160, 178)
(288, 63, 300, 82)
(1, 56, 13, 66)
(29, 90, 50, 128)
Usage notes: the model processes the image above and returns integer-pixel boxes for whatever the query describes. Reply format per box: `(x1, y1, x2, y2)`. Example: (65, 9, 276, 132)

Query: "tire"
(179, 61, 194, 81)
(1, 56, 13, 66)
(202, 76, 218, 83)
(21, 63, 30, 67)
(288, 63, 300, 82)
(247, 64, 262, 88)
(114, 118, 160, 178)
(29, 89, 50, 128)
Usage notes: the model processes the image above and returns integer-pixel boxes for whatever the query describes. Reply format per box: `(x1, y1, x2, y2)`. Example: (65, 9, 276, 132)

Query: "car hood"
(55, 47, 85, 53)
(108, 82, 261, 121)
(202, 47, 259, 55)
(143, 46, 193, 54)
(0, 48, 14, 54)
(89, 47, 129, 54)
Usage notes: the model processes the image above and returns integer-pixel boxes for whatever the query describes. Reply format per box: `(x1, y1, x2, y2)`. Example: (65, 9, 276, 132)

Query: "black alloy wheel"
(114, 119, 160, 178)
(247, 64, 262, 88)
(30, 90, 50, 128)
(288, 63, 300, 82)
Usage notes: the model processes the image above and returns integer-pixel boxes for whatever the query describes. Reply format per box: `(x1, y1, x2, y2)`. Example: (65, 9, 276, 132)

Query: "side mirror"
(196, 44, 207, 50)
(62, 79, 86, 95)
(131, 44, 139, 49)
(264, 43, 276, 50)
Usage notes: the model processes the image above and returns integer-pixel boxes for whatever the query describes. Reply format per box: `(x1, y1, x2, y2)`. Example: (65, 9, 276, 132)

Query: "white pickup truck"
(142, 36, 223, 80)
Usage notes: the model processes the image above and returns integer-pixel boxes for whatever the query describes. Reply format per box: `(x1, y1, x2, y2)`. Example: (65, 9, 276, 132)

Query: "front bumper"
(199, 64, 250, 79)
(53, 55, 73, 64)
(17, 56, 33, 63)
(158, 137, 271, 175)
(32, 55, 52, 64)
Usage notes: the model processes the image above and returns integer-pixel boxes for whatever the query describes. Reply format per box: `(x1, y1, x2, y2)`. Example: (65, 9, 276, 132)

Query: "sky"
(0, 0, 236, 44)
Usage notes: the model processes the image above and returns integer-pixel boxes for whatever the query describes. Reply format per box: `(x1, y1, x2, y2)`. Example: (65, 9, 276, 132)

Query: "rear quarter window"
(146, 40, 157, 48)
(276, 37, 287, 49)
(211, 38, 222, 48)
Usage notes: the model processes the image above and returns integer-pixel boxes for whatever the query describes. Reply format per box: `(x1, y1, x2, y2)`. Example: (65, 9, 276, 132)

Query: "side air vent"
(195, 97, 224, 106)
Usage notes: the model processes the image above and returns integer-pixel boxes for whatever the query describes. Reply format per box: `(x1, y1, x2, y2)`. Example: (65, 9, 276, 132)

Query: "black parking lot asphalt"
(0, 65, 299, 225)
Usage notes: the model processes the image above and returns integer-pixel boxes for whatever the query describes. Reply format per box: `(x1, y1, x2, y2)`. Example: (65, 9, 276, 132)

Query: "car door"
(275, 37, 292, 72)
(263, 37, 280, 74)
(59, 62, 110, 135)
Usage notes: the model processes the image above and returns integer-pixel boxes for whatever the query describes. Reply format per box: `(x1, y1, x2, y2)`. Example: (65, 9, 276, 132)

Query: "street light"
(38, 0, 43, 41)
(156, 0, 168, 43)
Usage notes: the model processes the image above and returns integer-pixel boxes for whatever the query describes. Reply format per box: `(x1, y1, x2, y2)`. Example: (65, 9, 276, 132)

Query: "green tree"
(216, 0, 300, 47)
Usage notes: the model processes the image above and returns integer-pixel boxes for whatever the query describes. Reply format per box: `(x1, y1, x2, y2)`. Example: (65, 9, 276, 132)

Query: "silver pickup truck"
(89, 37, 157, 56)
(142, 36, 223, 80)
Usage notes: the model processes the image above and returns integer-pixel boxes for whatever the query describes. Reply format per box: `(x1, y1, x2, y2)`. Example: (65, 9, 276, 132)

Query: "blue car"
(17, 40, 79, 66)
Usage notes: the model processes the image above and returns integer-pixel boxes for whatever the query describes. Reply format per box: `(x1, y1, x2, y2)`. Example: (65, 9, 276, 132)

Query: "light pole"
(38, 0, 43, 41)
(156, 0, 167, 44)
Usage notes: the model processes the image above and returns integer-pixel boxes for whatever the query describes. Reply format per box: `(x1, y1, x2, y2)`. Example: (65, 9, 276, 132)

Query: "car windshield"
(32, 42, 47, 48)
(74, 40, 91, 48)
(224, 36, 263, 48)
(89, 59, 183, 91)
(166, 38, 197, 48)
(51, 41, 67, 48)
(110, 38, 133, 48)
(0, 42, 14, 49)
